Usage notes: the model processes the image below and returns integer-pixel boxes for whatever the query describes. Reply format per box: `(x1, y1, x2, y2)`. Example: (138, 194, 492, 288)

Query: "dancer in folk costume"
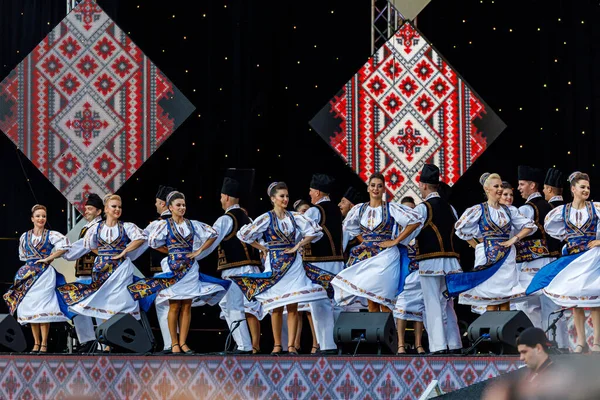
(515, 166, 561, 330)
(198, 175, 264, 354)
(410, 164, 463, 354)
(4, 205, 71, 353)
(300, 174, 345, 355)
(527, 172, 600, 353)
(230, 182, 329, 355)
(332, 173, 424, 312)
(393, 196, 426, 355)
(471, 180, 517, 315)
(447, 173, 536, 311)
(146, 185, 176, 352)
(70, 193, 103, 352)
(128, 191, 230, 354)
(58, 195, 146, 352)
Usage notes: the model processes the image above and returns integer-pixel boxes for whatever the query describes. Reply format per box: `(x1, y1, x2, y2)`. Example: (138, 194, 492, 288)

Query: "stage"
(0, 354, 522, 399)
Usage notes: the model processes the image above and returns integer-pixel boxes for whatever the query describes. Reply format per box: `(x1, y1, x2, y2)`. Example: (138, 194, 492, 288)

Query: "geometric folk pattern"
(0, 0, 194, 211)
(0, 355, 521, 400)
(310, 21, 506, 201)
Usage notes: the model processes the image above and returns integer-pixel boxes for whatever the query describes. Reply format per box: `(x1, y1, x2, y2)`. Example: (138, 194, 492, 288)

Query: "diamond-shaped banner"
(0, 0, 195, 211)
(310, 21, 506, 201)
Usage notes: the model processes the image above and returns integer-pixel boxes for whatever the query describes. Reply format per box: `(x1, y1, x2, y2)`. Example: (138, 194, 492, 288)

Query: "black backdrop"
(1, 0, 599, 350)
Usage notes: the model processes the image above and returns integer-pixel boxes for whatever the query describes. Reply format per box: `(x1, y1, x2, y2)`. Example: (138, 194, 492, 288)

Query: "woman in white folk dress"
(332, 173, 424, 313)
(230, 182, 329, 355)
(527, 172, 600, 353)
(128, 191, 230, 354)
(58, 194, 146, 351)
(446, 173, 536, 311)
(471, 181, 517, 315)
(3, 204, 71, 353)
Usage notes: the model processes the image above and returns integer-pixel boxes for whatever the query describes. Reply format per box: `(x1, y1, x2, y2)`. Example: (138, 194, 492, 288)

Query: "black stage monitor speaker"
(96, 313, 152, 353)
(467, 310, 533, 354)
(334, 311, 397, 355)
(0, 314, 26, 352)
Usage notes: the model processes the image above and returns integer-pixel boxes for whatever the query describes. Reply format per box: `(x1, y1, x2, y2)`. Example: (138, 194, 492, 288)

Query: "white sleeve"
(197, 215, 234, 260)
(191, 220, 218, 252)
(342, 230, 351, 252)
(237, 213, 270, 244)
(518, 204, 535, 221)
(304, 206, 321, 224)
(544, 205, 567, 241)
(343, 204, 363, 239)
(18, 233, 27, 261)
(123, 222, 147, 241)
(148, 220, 168, 248)
(293, 213, 323, 243)
(389, 202, 424, 244)
(509, 206, 537, 234)
(48, 230, 70, 251)
(413, 203, 428, 222)
(62, 238, 89, 261)
(455, 205, 483, 241)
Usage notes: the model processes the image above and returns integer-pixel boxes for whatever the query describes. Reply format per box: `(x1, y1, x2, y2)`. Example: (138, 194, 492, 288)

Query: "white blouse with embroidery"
(146, 219, 217, 251)
(237, 211, 323, 245)
(18, 230, 70, 261)
(342, 202, 424, 244)
(544, 203, 600, 241)
(455, 204, 537, 241)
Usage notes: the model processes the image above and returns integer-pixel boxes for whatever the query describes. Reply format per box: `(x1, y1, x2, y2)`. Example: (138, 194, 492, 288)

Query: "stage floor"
(0, 353, 522, 399)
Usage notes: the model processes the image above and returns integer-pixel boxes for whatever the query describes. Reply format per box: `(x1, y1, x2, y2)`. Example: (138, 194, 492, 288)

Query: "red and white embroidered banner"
(0, 0, 194, 211)
(310, 21, 506, 201)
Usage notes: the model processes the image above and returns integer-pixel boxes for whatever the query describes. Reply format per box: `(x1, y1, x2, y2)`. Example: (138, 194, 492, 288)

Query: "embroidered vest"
(515, 197, 552, 262)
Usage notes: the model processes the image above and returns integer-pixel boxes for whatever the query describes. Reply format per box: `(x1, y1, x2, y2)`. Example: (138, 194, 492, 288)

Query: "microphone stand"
(545, 309, 567, 352)
(223, 319, 245, 354)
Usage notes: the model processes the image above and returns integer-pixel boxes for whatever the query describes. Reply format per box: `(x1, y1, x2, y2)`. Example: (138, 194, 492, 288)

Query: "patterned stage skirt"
(448, 245, 526, 307)
(58, 257, 141, 321)
(393, 272, 424, 322)
(331, 243, 411, 310)
(4, 262, 70, 325)
(527, 246, 600, 308)
(230, 248, 328, 313)
(220, 265, 264, 320)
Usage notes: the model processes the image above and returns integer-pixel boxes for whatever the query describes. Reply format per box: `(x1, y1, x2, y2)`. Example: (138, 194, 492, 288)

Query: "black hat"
(545, 168, 564, 188)
(221, 177, 241, 198)
(224, 168, 255, 199)
(342, 186, 361, 205)
(310, 173, 334, 193)
(518, 166, 545, 184)
(85, 193, 103, 209)
(156, 185, 176, 201)
(516, 327, 551, 350)
(419, 164, 440, 184)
